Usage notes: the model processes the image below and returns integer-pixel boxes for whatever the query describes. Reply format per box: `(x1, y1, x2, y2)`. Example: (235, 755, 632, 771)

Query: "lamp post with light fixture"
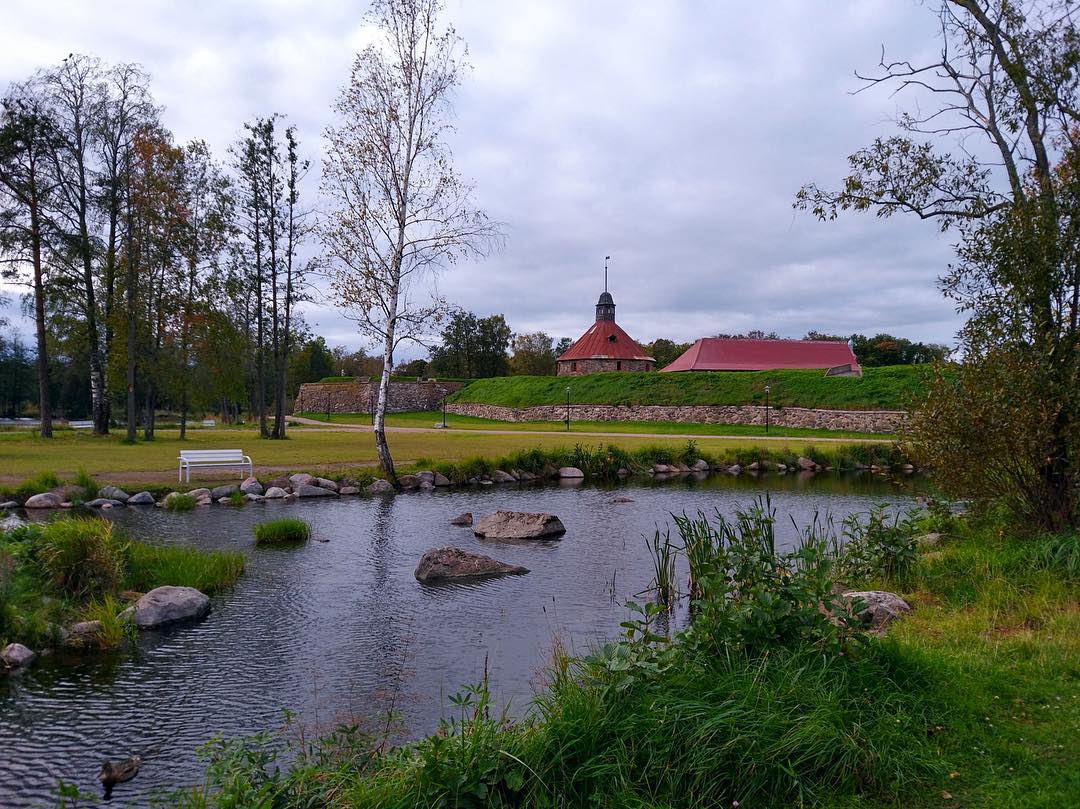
(565, 387, 571, 431)
(764, 385, 771, 434)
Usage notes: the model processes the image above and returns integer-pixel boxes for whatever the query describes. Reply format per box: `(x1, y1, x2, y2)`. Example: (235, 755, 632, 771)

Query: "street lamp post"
(764, 385, 770, 434)
(326, 389, 331, 424)
(442, 394, 447, 428)
(565, 386, 571, 431)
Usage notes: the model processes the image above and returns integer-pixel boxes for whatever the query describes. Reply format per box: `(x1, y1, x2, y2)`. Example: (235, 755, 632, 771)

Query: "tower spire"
(604, 255, 610, 293)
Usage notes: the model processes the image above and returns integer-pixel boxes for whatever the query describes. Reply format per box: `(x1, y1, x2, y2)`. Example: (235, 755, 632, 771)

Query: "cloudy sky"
(0, 0, 962, 358)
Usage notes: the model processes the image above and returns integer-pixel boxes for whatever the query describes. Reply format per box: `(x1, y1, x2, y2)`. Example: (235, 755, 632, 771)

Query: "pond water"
(0, 473, 927, 805)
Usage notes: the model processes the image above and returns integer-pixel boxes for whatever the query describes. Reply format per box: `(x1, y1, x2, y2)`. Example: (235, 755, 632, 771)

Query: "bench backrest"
(201, 419, 216, 426)
(179, 449, 246, 461)
(70, 420, 93, 429)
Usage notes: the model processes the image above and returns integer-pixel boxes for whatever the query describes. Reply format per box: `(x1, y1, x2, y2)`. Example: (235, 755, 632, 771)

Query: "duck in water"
(100, 756, 140, 798)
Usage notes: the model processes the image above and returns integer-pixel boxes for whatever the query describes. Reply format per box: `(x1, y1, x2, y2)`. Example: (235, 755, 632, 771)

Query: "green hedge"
(448, 366, 927, 411)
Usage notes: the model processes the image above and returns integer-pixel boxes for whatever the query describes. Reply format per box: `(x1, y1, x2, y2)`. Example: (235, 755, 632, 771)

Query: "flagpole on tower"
(604, 255, 611, 293)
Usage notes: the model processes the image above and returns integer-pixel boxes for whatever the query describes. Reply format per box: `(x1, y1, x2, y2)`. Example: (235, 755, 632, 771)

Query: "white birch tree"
(321, 0, 500, 483)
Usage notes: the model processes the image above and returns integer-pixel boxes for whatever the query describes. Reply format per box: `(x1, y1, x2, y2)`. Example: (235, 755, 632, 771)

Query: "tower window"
(608, 334, 617, 342)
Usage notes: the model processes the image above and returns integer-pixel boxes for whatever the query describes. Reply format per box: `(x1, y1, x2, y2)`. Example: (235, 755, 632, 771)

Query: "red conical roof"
(558, 320, 654, 362)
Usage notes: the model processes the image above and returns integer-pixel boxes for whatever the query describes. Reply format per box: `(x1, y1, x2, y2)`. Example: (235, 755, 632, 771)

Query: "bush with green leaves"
(839, 505, 919, 582)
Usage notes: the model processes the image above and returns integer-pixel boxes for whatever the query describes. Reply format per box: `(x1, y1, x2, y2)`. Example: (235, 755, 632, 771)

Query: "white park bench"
(201, 419, 216, 427)
(69, 420, 93, 429)
(178, 449, 252, 483)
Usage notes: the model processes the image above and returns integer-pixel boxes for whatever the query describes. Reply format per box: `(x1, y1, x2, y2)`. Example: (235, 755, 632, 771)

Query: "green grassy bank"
(0, 517, 244, 650)
(449, 366, 925, 410)
(167, 505, 1079, 808)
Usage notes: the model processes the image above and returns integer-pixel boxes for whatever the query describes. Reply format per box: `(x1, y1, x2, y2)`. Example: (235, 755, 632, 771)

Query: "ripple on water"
(0, 474, 926, 803)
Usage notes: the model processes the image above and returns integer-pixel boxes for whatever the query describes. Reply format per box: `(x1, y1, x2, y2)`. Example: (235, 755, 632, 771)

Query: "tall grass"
(253, 518, 312, 544)
(73, 468, 99, 500)
(165, 493, 197, 512)
(14, 471, 61, 500)
(125, 542, 244, 594)
(82, 594, 133, 648)
(33, 518, 127, 599)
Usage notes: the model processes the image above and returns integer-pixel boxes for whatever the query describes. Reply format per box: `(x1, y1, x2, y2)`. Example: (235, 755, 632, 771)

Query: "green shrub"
(840, 505, 919, 582)
(82, 594, 133, 648)
(165, 493, 197, 512)
(33, 517, 127, 599)
(126, 542, 244, 594)
(14, 471, 61, 500)
(72, 468, 99, 500)
(253, 518, 312, 545)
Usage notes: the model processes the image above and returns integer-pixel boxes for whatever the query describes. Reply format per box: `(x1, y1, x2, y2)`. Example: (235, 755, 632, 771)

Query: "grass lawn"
(450, 366, 926, 410)
(0, 427, 868, 488)
(298, 410, 895, 440)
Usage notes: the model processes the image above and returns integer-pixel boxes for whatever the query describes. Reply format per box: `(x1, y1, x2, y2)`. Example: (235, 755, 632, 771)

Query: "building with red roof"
(661, 338, 861, 376)
(556, 289, 654, 376)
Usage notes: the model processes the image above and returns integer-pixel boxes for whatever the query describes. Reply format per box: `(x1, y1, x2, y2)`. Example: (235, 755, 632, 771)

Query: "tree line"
(0, 55, 312, 439)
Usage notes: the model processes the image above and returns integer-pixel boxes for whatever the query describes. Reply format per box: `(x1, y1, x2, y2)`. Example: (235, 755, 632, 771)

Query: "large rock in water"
(127, 491, 155, 505)
(450, 512, 473, 526)
(473, 510, 566, 540)
(240, 477, 264, 495)
(129, 586, 211, 629)
(24, 492, 62, 509)
(296, 484, 335, 498)
(366, 479, 394, 495)
(263, 486, 288, 499)
(1, 642, 35, 668)
(99, 485, 130, 503)
(842, 591, 912, 630)
(211, 483, 239, 499)
(414, 546, 529, 583)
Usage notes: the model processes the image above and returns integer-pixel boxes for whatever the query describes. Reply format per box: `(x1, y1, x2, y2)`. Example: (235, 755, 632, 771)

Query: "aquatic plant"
(34, 517, 127, 599)
(253, 518, 312, 545)
(165, 494, 197, 512)
(82, 594, 134, 648)
(647, 527, 678, 609)
(125, 542, 244, 594)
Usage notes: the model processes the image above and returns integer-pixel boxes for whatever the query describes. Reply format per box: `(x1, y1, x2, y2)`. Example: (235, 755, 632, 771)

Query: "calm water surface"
(0, 473, 926, 805)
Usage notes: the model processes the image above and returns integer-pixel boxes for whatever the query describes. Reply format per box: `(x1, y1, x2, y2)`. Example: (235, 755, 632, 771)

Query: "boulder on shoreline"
(64, 620, 104, 648)
(240, 477, 264, 495)
(339, 486, 360, 495)
(433, 472, 452, 487)
(127, 491, 155, 505)
(450, 512, 473, 526)
(296, 484, 336, 498)
(414, 546, 529, 583)
(1, 642, 35, 669)
(99, 485, 130, 503)
(558, 467, 584, 479)
(126, 585, 211, 629)
(290, 473, 315, 488)
(24, 492, 62, 509)
(264, 486, 288, 499)
(842, 590, 911, 630)
(86, 498, 125, 508)
(473, 510, 566, 540)
(211, 484, 239, 499)
(492, 469, 517, 484)
(314, 477, 339, 492)
(366, 479, 394, 495)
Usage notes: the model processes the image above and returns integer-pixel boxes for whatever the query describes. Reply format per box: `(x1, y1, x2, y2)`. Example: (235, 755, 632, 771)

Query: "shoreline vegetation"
(0, 439, 916, 507)
(0, 517, 244, 652)
(162, 505, 1078, 808)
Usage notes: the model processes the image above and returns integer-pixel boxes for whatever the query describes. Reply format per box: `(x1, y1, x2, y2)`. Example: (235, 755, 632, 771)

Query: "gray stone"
(289, 473, 315, 488)
(916, 533, 943, 547)
(616, 468, 631, 478)
(127, 491, 155, 505)
(450, 512, 473, 526)
(726, 464, 743, 475)
(558, 467, 584, 479)
(99, 485, 130, 502)
(797, 457, 818, 471)
(264, 486, 288, 499)
(129, 585, 211, 629)
(515, 469, 536, 481)
(65, 620, 104, 647)
(211, 484, 239, 499)
(267, 476, 292, 491)
(433, 472, 452, 487)
(492, 469, 517, 484)
(398, 474, 420, 489)
(186, 488, 212, 500)
(296, 484, 335, 498)
(196, 496, 212, 506)
(339, 486, 360, 495)
(0, 501, 19, 510)
(414, 546, 528, 583)
(416, 471, 435, 485)
(748, 461, 761, 472)
(245, 493, 264, 502)
(86, 498, 124, 508)
(314, 477, 339, 492)
(652, 463, 674, 475)
(1, 642, 35, 668)
(691, 459, 710, 472)
(474, 510, 566, 540)
(24, 492, 62, 509)
(366, 479, 394, 495)
(842, 591, 912, 630)
(240, 477, 264, 495)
